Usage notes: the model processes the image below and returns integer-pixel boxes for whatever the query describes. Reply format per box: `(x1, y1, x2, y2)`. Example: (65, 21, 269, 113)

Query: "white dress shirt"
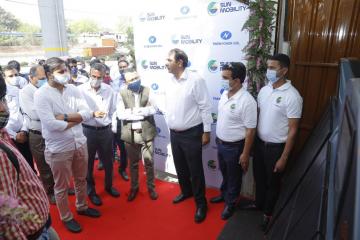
(34, 84, 93, 153)
(78, 82, 116, 127)
(19, 83, 42, 132)
(164, 69, 213, 132)
(216, 87, 257, 142)
(257, 81, 303, 143)
(5, 84, 27, 139)
(116, 88, 157, 130)
(110, 75, 127, 94)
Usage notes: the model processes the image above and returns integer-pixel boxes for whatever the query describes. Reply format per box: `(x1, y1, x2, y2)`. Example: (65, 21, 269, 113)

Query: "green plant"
(241, 0, 277, 98)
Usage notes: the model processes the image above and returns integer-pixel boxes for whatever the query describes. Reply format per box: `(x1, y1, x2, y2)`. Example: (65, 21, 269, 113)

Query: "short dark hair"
(67, 58, 77, 65)
(90, 63, 106, 74)
(90, 59, 102, 68)
(29, 65, 43, 78)
(169, 48, 188, 68)
(44, 57, 66, 77)
(2, 65, 17, 74)
(0, 74, 6, 99)
(268, 53, 290, 68)
(7, 60, 20, 72)
(118, 59, 129, 66)
(222, 62, 247, 83)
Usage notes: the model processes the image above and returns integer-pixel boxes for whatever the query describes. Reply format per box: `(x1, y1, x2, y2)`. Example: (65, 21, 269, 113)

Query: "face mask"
(77, 65, 84, 70)
(53, 73, 70, 85)
(221, 80, 229, 91)
(0, 111, 10, 129)
(7, 76, 20, 86)
(128, 79, 141, 92)
(266, 69, 281, 84)
(90, 78, 102, 88)
(36, 78, 47, 88)
(70, 67, 78, 76)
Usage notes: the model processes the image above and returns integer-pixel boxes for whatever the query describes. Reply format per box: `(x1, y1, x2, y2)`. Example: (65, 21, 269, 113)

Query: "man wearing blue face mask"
(116, 69, 158, 201)
(254, 53, 303, 231)
(19, 64, 56, 205)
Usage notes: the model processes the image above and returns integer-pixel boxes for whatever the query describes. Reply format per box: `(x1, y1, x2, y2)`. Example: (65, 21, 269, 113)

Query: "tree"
(0, 6, 20, 31)
(68, 19, 100, 34)
(116, 16, 131, 33)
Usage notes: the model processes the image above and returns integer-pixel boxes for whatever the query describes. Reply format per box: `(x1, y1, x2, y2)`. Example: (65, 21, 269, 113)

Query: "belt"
(29, 129, 42, 135)
(258, 139, 285, 147)
(216, 137, 244, 146)
(82, 124, 111, 130)
(170, 124, 202, 134)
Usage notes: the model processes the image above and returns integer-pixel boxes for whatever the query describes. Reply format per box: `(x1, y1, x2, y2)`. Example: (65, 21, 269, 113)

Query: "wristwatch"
(64, 114, 68, 122)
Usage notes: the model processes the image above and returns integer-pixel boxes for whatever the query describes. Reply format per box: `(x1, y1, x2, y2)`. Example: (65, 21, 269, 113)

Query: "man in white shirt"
(78, 63, 120, 206)
(211, 62, 257, 220)
(68, 58, 89, 86)
(34, 57, 104, 233)
(165, 48, 213, 223)
(255, 54, 303, 231)
(116, 69, 158, 201)
(2, 65, 33, 170)
(19, 64, 56, 204)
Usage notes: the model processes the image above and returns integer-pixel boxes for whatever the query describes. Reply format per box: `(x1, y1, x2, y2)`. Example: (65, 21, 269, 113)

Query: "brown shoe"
(149, 189, 158, 200)
(127, 188, 139, 202)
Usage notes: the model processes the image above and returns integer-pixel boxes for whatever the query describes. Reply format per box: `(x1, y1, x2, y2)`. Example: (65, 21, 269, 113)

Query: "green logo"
(230, 103, 236, 110)
(276, 96, 282, 104)
(208, 59, 218, 72)
(211, 113, 218, 123)
(207, 160, 217, 170)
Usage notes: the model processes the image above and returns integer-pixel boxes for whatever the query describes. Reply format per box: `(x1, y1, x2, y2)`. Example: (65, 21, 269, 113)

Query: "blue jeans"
(217, 139, 245, 207)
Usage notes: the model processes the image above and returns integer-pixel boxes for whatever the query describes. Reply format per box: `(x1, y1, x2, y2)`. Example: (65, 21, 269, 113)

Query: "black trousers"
(253, 137, 285, 216)
(83, 126, 114, 195)
(14, 140, 34, 172)
(170, 124, 207, 207)
(114, 118, 127, 171)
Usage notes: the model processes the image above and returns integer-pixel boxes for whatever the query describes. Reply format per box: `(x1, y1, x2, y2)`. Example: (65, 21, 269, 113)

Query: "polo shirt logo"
(230, 103, 236, 110)
(276, 96, 282, 104)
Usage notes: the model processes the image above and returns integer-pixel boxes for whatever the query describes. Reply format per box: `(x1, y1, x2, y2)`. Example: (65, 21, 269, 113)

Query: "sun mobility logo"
(144, 35, 162, 48)
(138, 12, 165, 22)
(140, 60, 166, 70)
(211, 113, 218, 124)
(207, 1, 247, 16)
(154, 147, 170, 157)
(207, 160, 217, 171)
(213, 30, 240, 46)
(208, 60, 218, 73)
(171, 34, 202, 45)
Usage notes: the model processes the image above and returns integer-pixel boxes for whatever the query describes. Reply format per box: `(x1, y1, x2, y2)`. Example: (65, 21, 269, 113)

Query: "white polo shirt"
(216, 87, 257, 142)
(257, 80, 303, 143)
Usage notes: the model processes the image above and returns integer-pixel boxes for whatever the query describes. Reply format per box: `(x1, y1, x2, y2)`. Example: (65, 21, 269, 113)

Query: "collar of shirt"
(270, 80, 292, 91)
(84, 82, 105, 94)
(223, 87, 246, 102)
(172, 68, 189, 82)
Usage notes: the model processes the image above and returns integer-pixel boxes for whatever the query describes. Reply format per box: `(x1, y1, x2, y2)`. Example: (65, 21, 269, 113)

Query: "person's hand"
(94, 111, 106, 118)
(239, 153, 249, 172)
(55, 114, 64, 120)
(202, 132, 210, 146)
(273, 157, 287, 173)
(15, 132, 27, 143)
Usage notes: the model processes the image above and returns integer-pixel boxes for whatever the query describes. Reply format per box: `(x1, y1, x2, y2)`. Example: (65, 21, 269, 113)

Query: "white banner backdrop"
(133, 0, 249, 188)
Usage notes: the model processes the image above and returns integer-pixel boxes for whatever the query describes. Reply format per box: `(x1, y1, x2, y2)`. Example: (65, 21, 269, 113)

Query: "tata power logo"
(171, 34, 202, 45)
(140, 60, 166, 70)
(180, 6, 190, 15)
(175, 5, 197, 20)
(208, 60, 218, 73)
(208, 1, 248, 16)
(213, 31, 240, 46)
(138, 12, 165, 22)
(151, 83, 159, 90)
(144, 36, 162, 48)
(155, 127, 166, 139)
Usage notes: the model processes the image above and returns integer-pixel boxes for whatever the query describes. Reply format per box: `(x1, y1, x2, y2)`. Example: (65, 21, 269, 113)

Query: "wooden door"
(287, 0, 360, 151)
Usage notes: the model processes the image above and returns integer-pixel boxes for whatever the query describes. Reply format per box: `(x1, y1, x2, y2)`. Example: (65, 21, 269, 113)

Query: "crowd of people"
(0, 48, 302, 239)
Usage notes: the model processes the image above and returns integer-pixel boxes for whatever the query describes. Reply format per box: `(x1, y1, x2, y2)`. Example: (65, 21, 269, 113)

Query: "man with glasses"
(210, 62, 257, 220)
(78, 63, 120, 206)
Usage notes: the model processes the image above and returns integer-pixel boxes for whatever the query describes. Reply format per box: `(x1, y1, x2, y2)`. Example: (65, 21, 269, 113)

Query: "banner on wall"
(133, 0, 249, 188)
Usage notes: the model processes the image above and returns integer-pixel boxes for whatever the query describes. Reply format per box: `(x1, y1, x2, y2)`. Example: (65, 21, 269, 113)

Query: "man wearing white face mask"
(34, 57, 105, 233)
(20, 65, 56, 205)
(78, 63, 120, 206)
(2, 65, 34, 171)
(254, 53, 303, 231)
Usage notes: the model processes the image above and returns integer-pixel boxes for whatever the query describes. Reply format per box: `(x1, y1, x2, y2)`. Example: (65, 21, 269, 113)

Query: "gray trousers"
(125, 131, 155, 191)
(29, 132, 55, 195)
(83, 126, 114, 195)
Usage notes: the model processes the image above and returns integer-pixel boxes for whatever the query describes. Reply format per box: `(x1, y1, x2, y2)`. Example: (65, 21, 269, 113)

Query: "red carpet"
(50, 161, 226, 240)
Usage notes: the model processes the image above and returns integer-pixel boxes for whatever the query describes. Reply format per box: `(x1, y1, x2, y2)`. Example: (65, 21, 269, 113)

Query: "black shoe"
(172, 193, 192, 204)
(194, 206, 208, 223)
(149, 189, 158, 200)
(127, 188, 139, 202)
(106, 187, 120, 198)
(89, 194, 102, 206)
(77, 207, 101, 218)
(97, 162, 104, 170)
(68, 188, 75, 196)
(210, 195, 224, 204)
(119, 169, 129, 181)
(221, 205, 235, 220)
(63, 219, 82, 233)
(260, 214, 271, 231)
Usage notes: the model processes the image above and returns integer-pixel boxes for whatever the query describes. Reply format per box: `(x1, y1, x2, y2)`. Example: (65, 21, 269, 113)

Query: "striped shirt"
(0, 129, 49, 240)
